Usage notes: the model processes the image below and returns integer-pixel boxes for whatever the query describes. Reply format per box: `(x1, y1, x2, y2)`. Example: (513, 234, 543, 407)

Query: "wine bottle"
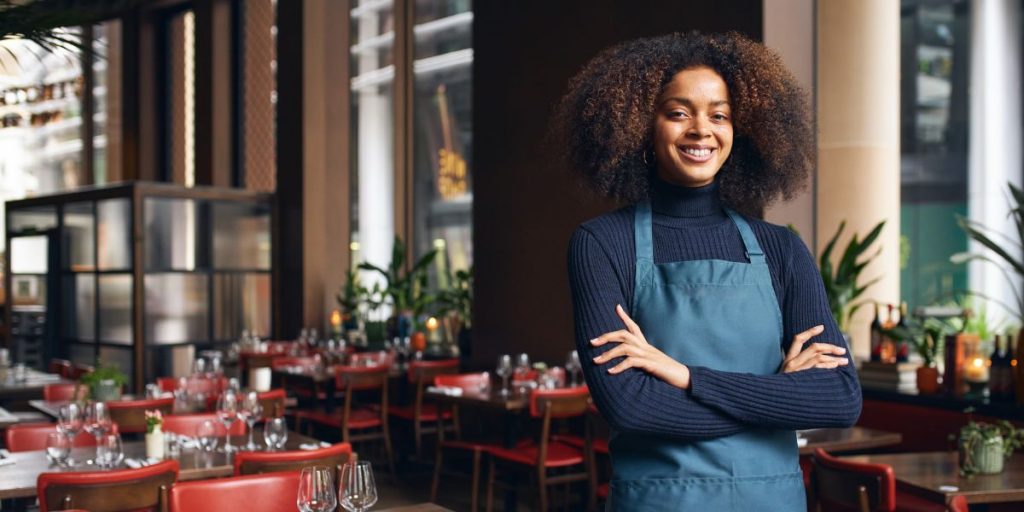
(896, 302, 910, 362)
(870, 302, 883, 362)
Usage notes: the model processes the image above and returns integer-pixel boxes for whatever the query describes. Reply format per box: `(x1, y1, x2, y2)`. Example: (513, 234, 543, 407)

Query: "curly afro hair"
(553, 31, 814, 216)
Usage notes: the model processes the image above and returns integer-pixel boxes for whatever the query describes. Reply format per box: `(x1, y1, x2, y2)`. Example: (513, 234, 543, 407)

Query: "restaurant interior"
(0, 0, 1023, 510)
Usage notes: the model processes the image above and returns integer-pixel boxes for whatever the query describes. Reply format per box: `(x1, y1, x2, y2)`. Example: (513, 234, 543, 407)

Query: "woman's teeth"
(683, 148, 712, 157)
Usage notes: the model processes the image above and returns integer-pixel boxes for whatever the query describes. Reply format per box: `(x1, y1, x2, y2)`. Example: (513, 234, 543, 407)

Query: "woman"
(559, 32, 862, 510)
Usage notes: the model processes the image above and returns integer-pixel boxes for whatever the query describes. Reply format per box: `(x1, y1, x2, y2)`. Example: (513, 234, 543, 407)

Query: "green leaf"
(957, 216, 1024, 277)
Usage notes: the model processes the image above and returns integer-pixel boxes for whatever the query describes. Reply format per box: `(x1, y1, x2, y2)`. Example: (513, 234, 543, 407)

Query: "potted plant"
(954, 182, 1024, 402)
(358, 236, 438, 341)
(819, 220, 886, 341)
(79, 364, 127, 401)
(437, 265, 473, 360)
(886, 317, 946, 394)
(957, 413, 1024, 475)
(145, 410, 164, 459)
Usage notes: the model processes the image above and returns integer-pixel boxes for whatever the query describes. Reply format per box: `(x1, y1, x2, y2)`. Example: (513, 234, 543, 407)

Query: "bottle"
(870, 302, 883, 362)
(880, 304, 896, 364)
(990, 335, 1012, 400)
(896, 302, 910, 362)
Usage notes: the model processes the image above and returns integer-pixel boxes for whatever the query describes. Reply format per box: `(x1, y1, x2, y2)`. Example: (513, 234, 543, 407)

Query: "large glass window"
(162, 9, 197, 186)
(899, 1, 970, 310)
(412, 0, 473, 284)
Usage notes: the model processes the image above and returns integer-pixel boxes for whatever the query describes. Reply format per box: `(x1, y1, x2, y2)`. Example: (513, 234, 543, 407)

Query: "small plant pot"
(916, 366, 940, 395)
(92, 379, 122, 402)
(960, 435, 1005, 475)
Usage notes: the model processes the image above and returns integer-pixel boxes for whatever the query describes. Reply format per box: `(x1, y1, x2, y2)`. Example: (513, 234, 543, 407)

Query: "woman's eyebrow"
(660, 97, 730, 107)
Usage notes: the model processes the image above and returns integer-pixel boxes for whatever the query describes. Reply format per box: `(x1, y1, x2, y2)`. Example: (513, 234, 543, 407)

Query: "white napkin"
(0, 449, 15, 467)
(124, 457, 159, 468)
(797, 437, 808, 448)
(299, 442, 333, 451)
(426, 386, 463, 397)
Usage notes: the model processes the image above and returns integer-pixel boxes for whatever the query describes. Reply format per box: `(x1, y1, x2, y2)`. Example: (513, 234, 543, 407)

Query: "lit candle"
(964, 357, 990, 383)
(426, 316, 441, 343)
(330, 310, 342, 336)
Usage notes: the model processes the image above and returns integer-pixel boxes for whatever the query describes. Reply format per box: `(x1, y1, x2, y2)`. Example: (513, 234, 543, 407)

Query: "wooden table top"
(272, 364, 404, 383)
(0, 428, 321, 500)
(798, 426, 902, 455)
(0, 370, 68, 401)
(841, 451, 1024, 504)
(425, 387, 529, 411)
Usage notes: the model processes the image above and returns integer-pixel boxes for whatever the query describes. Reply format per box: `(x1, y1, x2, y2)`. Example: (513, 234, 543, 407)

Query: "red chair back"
(157, 376, 184, 393)
(348, 351, 393, 367)
(162, 413, 246, 437)
(256, 388, 287, 418)
(107, 397, 175, 433)
(49, 359, 72, 378)
(334, 363, 391, 392)
(233, 442, 353, 478)
(43, 383, 88, 402)
(69, 364, 94, 380)
(812, 448, 896, 512)
(5, 423, 98, 453)
(168, 471, 301, 512)
(529, 386, 591, 419)
(37, 459, 179, 512)
(270, 356, 318, 370)
(434, 372, 490, 391)
(407, 359, 459, 383)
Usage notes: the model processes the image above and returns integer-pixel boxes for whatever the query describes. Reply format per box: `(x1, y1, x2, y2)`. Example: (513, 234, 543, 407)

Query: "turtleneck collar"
(650, 177, 727, 219)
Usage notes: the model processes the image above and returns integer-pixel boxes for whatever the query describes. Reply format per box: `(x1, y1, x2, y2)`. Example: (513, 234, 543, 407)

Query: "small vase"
(146, 426, 165, 460)
(960, 435, 1005, 475)
(93, 379, 122, 402)
(916, 366, 940, 395)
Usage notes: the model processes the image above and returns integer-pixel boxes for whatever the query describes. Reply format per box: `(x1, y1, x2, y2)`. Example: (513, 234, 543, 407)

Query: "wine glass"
(339, 460, 378, 512)
(297, 466, 337, 512)
(83, 402, 112, 463)
(57, 403, 83, 464)
(196, 420, 220, 452)
(217, 390, 239, 452)
(240, 391, 264, 451)
(45, 432, 71, 467)
(96, 433, 124, 469)
(565, 350, 582, 386)
(495, 354, 512, 396)
(264, 417, 288, 450)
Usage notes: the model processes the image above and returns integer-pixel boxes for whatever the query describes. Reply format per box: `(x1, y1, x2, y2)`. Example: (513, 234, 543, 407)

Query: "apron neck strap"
(724, 208, 765, 263)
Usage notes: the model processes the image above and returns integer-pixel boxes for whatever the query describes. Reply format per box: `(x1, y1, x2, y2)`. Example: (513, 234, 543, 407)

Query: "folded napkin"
(426, 385, 463, 397)
(299, 442, 333, 451)
(0, 449, 15, 467)
(797, 437, 808, 448)
(124, 457, 160, 469)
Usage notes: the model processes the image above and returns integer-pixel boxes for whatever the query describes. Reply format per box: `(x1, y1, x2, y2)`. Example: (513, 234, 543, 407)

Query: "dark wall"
(471, 1, 763, 368)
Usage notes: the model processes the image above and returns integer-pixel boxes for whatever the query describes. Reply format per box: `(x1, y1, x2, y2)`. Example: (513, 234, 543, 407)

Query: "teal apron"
(607, 202, 805, 511)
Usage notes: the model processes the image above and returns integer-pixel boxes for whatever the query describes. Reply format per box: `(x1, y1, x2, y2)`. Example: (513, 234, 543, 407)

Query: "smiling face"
(651, 66, 734, 187)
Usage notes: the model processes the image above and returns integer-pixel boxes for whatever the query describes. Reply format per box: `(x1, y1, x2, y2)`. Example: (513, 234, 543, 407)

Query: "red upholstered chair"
(811, 448, 967, 512)
(157, 376, 184, 393)
(5, 423, 98, 453)
(162, 413, 246, 437)
(107, 397, 175, 433)
(429, 372, 492, 511)
(233, 442, 353, 478)
(49, 359, 72, 378)
(36, 459, 179, 512)
(43, 383, 89, 402)
(69, 364, 94, 380)
(256, 388, 287, 418)
(168, 471, 301, 512)
(389, 358, 459, 456)
(293, 364, 395, 476)
(485, 386, 594, 512)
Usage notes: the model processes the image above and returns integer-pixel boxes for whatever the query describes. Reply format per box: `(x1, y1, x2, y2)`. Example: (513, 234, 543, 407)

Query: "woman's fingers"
(615, 304, 646, 343)
(783, 342, 848, 373)
(786, 325, 825, 360)
(589, 329, 634, 348)
(592, 343, 638, 364)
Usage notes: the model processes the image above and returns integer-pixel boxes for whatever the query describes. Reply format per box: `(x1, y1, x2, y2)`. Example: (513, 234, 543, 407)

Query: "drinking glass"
(96, 433, 124, 468)
(495, 354, 512, 396)
(217, 390, 239, 452)
(339, 460, 378, 512)
(83, 402, 112, 464)
(297, 466, 337, 512)
(240, 391, 264, 451)
(264, 417, 288, 450)
(566, 350, 582, 386)
(45, 432, 71, 466)
(192, 358, 207, 375)
(57, 403, 84, 437)
(196, 420, 220, 452)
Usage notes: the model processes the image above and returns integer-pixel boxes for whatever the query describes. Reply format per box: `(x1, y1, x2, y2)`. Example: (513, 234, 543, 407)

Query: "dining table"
(272, 363, 405, 412)
(840, 451, 1024, 505)
(0, 369, 68, 405)
(0, 427, 323, 500)
(798, 426, 902, 455)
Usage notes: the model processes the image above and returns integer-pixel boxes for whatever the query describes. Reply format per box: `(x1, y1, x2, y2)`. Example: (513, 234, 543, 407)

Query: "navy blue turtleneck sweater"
(567, 180, 862, 440)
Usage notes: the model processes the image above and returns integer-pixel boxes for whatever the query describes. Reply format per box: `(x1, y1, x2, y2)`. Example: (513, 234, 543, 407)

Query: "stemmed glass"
(45, 432, 71, 467)
(96, 433, 124, 469)
(57, 403, 83, 465)
(216, 390, 239, 453)
(83, 402, 112, 464)
(264, 417, 288, 450)
(239, 391, 264, 451)
(565, 350, 582, 387)
(297, 466, 337, 512)
(196, 420, 220, 452)
(339, 460, 378, 512)
(495, 355, 512, 396)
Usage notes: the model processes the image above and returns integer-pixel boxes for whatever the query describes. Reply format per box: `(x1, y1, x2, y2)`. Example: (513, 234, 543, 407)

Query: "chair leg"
(414, 419, 422, 457)
(486, 458, 496, 512)
(382, 425, 397, 478)
(538, 467, 548, 512)
(471, 449, 482, 512)
(430, 444, 443, 503)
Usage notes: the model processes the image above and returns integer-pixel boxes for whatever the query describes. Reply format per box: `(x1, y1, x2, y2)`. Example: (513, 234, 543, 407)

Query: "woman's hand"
(781, 325, 849, 373)
(590, 304, 692, 389)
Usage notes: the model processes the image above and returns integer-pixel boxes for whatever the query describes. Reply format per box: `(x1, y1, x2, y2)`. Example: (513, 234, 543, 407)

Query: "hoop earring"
(642, 148, 655, 168)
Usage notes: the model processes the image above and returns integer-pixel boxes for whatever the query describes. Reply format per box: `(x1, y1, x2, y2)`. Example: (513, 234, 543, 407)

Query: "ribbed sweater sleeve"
(568, 226, 747, 440)
(687, 231, 863, 429)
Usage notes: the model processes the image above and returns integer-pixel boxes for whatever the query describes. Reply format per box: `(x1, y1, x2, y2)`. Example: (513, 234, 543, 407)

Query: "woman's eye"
(712, 113, 730, 121)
